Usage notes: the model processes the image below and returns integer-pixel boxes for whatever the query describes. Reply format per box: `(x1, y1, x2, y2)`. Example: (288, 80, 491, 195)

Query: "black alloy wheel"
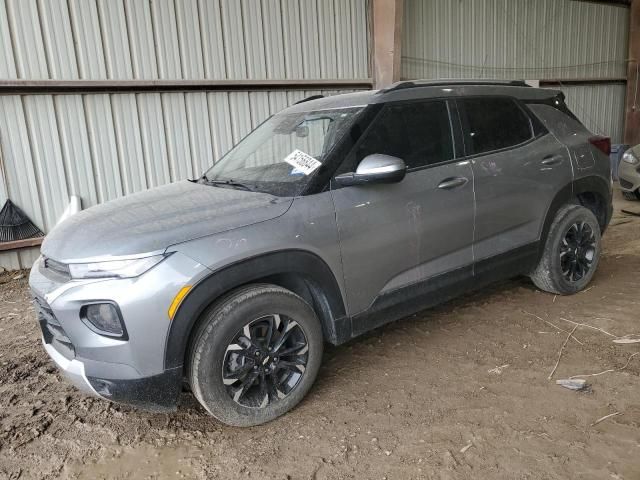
(222, 314, 309, 408)
(559, 221, 597, 282)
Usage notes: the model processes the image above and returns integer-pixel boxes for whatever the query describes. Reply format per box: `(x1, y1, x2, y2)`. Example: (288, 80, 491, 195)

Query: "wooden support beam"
(571, 0, 631, 6)
(372, 0, 404, 89)
(540, 77, 627, 86)
(625, 0, 640, 145)
(0, 237, 43, 252)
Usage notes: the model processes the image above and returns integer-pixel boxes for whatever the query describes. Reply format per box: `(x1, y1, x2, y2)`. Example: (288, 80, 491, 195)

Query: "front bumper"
(618, 160, 640, 192)
(86, 367, 183, 411)
(29, 252, 209, 411)
(43, 340, 97, 396)
(43, 338, 183, 411)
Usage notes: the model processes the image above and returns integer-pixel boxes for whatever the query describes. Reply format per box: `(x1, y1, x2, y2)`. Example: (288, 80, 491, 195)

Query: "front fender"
(163, 249, 347, 370)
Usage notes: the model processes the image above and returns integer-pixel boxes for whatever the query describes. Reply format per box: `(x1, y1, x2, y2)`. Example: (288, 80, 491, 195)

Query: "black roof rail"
(294, 94, 325, 105)
(378, 79, 530, 94)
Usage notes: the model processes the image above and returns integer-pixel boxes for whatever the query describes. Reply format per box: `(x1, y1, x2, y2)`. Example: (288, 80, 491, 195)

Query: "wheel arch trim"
(163, 249, 347, 370)
(538, 175, 611, 260)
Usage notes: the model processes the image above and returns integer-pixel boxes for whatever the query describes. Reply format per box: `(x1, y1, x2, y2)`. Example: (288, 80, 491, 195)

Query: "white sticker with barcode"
(284, 149, 322, 175)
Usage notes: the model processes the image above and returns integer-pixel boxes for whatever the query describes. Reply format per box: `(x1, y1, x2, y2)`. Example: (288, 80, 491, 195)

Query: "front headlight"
(622, 150, 639, 165)
(68, 254, 167, 279)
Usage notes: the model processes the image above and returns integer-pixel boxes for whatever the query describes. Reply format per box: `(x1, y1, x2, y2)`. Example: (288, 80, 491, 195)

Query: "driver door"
(330, 100, 475, 328)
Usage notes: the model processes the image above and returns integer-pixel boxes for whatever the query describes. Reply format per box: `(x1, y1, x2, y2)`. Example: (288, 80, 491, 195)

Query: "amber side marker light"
(168, 285, 192, 320)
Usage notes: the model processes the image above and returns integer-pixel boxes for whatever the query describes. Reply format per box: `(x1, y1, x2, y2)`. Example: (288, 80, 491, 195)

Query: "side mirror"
(295, 125, 309, 138)
(334, 154, 407, 187)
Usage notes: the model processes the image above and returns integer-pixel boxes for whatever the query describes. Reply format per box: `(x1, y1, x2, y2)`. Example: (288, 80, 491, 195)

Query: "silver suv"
(29, 80, 613, 426)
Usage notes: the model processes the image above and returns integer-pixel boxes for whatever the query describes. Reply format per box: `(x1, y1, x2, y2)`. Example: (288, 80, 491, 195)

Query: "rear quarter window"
(527, 103, 592, 139)
(462, 97, 534, 155)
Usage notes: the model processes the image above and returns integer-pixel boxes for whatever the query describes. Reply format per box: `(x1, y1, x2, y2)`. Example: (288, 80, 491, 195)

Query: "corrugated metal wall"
(402, 0, 629, 142)
(560, 83, 628, 144)
(0, 0, 369, 81)
(0, 0, 631, 270)
(0, 0, 370, 269)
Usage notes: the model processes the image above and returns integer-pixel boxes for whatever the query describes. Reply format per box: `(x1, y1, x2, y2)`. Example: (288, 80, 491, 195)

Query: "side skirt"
(348, 242, 539, 341)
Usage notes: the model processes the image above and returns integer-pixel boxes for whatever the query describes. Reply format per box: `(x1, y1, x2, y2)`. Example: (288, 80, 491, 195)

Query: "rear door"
(330, 99, 475, 318)
(459, 96, 573, 266)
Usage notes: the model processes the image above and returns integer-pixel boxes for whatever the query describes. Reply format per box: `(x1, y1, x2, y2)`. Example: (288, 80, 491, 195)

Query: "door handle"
(437, 177, 468, 190)
(541, 155, 563, 166)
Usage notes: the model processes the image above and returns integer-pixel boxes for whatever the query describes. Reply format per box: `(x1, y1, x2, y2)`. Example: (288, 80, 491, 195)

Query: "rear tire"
(622, 190, 640, 201)
(188, 284, 323, 427)
(530, 204, 601, 295)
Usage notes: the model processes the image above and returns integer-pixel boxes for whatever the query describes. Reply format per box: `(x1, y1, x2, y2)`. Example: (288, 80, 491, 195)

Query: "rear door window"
(461, 97, 533, 155)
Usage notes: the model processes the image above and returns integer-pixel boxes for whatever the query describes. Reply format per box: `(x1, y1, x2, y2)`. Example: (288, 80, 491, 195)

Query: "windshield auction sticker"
(284, 149, 322, 175)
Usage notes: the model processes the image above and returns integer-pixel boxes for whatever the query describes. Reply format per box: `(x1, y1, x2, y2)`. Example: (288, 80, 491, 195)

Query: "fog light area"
(82, 303, 125, 337)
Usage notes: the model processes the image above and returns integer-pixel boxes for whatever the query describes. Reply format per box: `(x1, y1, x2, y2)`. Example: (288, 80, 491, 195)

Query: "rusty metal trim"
(539, 77, 628, 86)
(569, 0, 631, 6)
(0, 237, 43, 252)
(0, 79, 375, 95)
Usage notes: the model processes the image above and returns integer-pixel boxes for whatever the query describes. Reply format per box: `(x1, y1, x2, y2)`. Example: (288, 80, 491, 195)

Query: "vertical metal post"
(625, 0, 640, 145)
(372, 0, 404, 89)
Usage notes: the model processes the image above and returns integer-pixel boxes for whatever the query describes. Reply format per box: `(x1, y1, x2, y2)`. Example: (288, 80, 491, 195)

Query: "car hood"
(42, 181, 293, 262)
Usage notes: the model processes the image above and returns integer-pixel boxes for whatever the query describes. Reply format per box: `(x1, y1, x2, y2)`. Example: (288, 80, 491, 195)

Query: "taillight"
(589, 136, 611, 156)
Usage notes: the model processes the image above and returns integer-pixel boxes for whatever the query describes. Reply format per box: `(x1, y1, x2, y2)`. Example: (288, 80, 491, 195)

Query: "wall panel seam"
(4, 0, 21, 78)
(18, 95, 46, 229)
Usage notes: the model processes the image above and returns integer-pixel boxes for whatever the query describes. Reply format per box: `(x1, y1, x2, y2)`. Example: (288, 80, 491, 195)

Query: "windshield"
(202, 107, 364, 196)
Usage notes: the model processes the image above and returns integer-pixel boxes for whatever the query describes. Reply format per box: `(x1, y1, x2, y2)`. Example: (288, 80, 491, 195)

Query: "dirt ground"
(1, 191, 639, 480)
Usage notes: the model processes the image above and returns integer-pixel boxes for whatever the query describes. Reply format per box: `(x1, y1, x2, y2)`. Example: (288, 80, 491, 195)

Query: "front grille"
(619, 178, 634, 190)
(33, 294, 75, 359)
(42, 256, 71, 280)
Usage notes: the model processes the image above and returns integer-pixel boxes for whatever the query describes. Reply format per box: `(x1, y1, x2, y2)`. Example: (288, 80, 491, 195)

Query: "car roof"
(284, 90, 379, 113)
(284, 79, 562, 113)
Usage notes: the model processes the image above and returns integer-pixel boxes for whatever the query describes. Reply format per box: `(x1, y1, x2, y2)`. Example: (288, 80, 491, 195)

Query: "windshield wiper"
(204, 178, 255, 192)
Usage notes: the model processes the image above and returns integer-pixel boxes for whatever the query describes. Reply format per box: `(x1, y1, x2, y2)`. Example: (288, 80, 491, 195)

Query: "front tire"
(188, 284, 323, 427)
(530, 204, 601, 295)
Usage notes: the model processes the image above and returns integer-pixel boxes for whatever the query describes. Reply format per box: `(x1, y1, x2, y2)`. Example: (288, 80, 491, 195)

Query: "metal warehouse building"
(0, 0, 637, 269)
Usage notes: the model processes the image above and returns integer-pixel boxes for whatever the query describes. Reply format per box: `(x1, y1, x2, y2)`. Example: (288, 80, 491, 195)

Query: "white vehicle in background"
(619, 145, 640, 200)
